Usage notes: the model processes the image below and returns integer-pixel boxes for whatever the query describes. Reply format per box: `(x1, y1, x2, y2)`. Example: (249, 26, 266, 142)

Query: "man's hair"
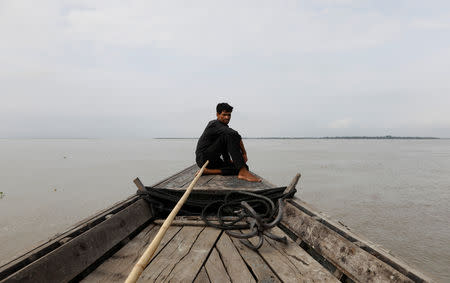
(216, 103, 233, 114)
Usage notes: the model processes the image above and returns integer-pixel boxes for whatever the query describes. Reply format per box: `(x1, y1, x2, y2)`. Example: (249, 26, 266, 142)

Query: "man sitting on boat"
(195, 103, 261, 182)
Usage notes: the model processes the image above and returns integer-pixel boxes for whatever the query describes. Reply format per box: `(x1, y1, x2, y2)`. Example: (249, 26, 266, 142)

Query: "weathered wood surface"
(137, 226, 221, 282)
(84, 209, 429, 283)
(202, 178, 272, 190)
(153, 164, 274, 191)
(215, 234, 255, 283)
(193, 173, 273, 191)
(153, 216, 248, 227)
(193, 267, 210, 283)
(162, 227, 221, 282)
(153, 165, 199, 189)
(281, 201, 415, 283)
(230, 236, 281, 282)
(192, 174, 216, 187)
(2, 199, 152, 283)
(204, 248, 231, 283)
(288, 199, 431, 283)
(137, 226, 203, 282)
(153, 218, 207, 226)
(86, 217, 340, 283)
(81, 225, 181, 282)
(262, 227, 340, 282)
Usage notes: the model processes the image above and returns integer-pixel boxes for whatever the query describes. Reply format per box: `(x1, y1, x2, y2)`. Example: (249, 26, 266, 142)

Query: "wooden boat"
(0, 165, 431, 282)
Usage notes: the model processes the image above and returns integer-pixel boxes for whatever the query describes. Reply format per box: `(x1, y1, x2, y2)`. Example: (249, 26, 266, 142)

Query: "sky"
(1, 0, 450, 138)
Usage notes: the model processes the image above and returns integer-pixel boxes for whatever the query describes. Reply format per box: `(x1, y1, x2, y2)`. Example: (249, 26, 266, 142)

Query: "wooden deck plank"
(264, 227, 340, 282)
(281, 202, 414, 283)
(215, 234, 255, 283)
(193, 186, 271, 191)
(202, 175, 271, 190)
(154, 165, 198, 189)
(157, 167, 272, 191)
(137, 226, 204, 282)
(230, 236, 281, 283)
(182, 175, 215, 189)
(163, 227, 222, 282)
(138, 226, 221, 282)
(156, 165, 273, 191)
(193, 267, 210, 283)
(248, 228, 339, 283)
(81, 225, 181, 282)
(153, 217, 247, 227)
(204, 248, 231, 283)
(151, 165, 195, 189)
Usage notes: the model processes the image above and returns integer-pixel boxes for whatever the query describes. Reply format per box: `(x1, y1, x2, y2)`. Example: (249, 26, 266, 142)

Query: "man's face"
(217, 111, 231, 125)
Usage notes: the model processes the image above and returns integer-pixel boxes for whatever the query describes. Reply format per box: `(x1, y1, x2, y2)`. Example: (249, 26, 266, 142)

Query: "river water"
(0, 139, 449, 281)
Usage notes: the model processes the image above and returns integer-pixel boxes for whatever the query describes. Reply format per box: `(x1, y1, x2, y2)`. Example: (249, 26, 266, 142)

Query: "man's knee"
(220, 131, 240, 143)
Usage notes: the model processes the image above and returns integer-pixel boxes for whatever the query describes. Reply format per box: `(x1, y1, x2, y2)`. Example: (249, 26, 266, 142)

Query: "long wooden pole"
(125, 161, 209, 283)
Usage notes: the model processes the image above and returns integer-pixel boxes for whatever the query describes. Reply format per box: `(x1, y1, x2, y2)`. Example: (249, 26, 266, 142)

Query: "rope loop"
(201, 191, 288, 250)
(137, 186, 296, 250)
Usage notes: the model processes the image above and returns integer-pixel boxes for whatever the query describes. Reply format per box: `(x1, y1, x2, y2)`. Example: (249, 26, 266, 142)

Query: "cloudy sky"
(1, 0, 449, 138)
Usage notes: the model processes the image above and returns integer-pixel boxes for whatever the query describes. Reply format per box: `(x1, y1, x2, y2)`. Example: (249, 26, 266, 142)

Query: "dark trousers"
(196, 132, 247, 175)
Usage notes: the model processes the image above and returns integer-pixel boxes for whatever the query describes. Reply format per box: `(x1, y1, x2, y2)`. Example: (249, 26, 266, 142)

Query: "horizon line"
(156, 136, 443, 140)
(0, 136, 447, 140)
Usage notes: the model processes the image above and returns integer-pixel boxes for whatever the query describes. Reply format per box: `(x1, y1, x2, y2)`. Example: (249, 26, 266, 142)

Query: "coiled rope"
(138, 187, 296, 250)
(201, 191, 290, 249)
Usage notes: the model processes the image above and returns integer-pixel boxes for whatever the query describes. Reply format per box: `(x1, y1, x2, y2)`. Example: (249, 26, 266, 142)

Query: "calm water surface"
(0, 139, 449, 281)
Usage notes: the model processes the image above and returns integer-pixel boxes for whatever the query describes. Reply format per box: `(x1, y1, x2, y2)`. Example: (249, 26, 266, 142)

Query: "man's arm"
(240, 139, 248, 162)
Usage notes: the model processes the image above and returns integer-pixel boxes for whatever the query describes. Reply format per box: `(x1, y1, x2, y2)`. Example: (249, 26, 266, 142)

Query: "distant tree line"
(156, 136, 440, 140)
(320, 136, 439, 140)
(243, 136, 439, 140)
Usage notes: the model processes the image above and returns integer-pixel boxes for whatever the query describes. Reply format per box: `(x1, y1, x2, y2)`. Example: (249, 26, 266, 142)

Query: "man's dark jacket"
(195, 119, 241, 166)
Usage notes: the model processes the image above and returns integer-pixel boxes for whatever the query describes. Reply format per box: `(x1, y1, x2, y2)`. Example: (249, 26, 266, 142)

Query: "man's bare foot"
(238, 167, 261, 182)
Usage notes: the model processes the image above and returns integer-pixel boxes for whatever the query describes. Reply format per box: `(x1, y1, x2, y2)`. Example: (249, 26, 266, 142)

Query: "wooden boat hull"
(0, 165, 432, 282)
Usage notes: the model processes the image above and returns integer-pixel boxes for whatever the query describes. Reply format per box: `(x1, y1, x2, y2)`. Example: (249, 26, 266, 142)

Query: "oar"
(125, 160, 209, 283)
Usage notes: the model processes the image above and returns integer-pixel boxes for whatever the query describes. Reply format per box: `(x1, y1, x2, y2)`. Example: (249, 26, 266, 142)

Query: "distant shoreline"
(1, 136, 445, 140)
(156, 136, 441, 140)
